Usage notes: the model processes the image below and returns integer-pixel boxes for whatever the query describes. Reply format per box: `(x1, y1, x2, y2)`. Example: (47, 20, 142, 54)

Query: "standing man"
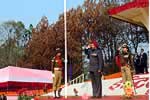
(86, 40, 104, 98)
(140, 48, 148, 74)
(51, 48, 64, 98)
(134, 54, 141, 74)
(118, 44, 135, 98)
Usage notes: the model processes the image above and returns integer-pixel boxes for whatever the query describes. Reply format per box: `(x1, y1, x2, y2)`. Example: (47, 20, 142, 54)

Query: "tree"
(20, 13, 83, 78)
(19, 16, 64, 70)
(0, 21, 26, 67)
(19, 0, 149, 77)
(123, 25, 148, 53)
(66, 0, 148, 75)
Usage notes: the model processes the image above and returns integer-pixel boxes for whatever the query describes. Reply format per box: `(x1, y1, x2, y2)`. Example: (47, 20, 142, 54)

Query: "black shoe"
(58, 88, 62, 97)
(126, 96, 132, 99)
(96, 96, 102, 98)
(54, 90, 57, 97)
(57, 95, 63, 98)
(54, 96, 59, 99)
(91, 96, 96, 99)
(58, 94, 62, 98)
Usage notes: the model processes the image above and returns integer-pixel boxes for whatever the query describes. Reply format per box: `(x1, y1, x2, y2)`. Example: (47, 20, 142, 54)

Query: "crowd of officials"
(85, 41, 149, 99)
(134, 49, 148, 74)
(0, 43, 147, 99)
(116, 48, 148, 74)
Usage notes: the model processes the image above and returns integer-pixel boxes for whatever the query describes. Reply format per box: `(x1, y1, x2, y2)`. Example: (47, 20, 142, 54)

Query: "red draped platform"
(0, 66, 53, 94)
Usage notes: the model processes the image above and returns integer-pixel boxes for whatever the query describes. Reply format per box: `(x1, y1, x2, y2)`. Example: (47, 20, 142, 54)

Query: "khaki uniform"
(121, 66, 133, 83)
(52, 56, 63, 91)
(120, 53, 134, 94)
(53, 69, 62, 91)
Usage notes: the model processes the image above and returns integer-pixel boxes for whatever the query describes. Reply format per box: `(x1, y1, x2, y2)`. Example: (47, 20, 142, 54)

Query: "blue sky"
(0, 0, 84, 28)
(67, 0, 84, 10)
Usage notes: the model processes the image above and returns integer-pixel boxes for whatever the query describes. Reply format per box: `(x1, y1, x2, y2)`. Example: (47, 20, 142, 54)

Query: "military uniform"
(119, 44, 134, 97)
(120, 52, 134, 83)
(51, 52, 64, 98)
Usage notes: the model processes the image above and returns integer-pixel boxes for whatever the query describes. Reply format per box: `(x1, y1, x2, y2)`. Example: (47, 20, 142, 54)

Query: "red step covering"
(34, 95, 148, 100)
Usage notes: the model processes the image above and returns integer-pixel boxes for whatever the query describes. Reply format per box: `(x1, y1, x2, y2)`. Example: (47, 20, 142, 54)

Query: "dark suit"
(134, 55, 141, 74)
(88, 48, 104, 97)
(140, 52, 148, 73)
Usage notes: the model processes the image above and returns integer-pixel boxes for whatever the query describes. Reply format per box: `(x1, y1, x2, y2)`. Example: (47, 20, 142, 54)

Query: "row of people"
(51, 40, 148, 99)
(134, 49, 148, 74)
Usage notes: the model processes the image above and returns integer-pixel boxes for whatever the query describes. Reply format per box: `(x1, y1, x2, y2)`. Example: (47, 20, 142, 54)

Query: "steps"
(43, 74, 149, 97)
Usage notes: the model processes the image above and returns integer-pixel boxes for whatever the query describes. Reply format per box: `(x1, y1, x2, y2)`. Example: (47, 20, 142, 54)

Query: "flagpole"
(64, 0, 68, 98)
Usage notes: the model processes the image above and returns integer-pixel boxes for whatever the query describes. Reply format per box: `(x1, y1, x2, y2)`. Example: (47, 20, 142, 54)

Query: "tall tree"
(19, 16, 64, 70)
(0, 21, 26, 67)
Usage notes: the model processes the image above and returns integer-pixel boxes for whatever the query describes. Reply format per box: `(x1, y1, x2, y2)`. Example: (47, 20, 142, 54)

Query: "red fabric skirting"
(0, 81, 52, 92)
(108, 0, 149, 15)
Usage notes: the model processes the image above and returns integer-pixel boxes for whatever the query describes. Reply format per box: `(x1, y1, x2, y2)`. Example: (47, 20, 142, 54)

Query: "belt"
(54, 68, 62, 71)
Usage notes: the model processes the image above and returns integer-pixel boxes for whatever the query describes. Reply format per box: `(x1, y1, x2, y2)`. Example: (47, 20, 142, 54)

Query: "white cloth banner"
(58, 74, 149, 96)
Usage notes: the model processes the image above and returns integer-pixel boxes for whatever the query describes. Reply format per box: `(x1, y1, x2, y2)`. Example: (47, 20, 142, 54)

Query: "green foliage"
(0, 21, 30, 68)
(18, 95, 33, 100)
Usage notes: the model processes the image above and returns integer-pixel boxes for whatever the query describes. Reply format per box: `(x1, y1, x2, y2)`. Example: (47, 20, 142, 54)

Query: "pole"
(64, 0, 68, 98)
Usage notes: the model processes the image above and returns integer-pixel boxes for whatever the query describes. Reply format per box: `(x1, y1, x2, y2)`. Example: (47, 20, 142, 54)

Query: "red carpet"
(37, 95, 148, 100)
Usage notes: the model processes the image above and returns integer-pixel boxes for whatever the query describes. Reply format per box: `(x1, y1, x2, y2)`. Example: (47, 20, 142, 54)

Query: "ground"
(36, 95, 148, 100)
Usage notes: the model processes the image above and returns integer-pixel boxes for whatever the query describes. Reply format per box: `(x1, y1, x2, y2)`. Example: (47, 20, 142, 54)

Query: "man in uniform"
(51, 48, 64, 98)
(118, 44, 135, 98)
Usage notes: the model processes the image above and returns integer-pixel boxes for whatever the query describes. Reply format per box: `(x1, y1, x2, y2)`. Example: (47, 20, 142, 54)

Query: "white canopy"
(0, 66, 53, 83)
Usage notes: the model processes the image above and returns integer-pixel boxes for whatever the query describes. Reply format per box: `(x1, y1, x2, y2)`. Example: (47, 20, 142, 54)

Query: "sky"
(0, 0, 84, 28)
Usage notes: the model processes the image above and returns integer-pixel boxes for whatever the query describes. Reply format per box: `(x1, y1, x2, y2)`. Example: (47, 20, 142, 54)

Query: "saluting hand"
(98, 70, 101, 73)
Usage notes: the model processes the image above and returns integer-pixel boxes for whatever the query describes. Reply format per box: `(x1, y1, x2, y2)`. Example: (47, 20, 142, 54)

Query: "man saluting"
(85, 40, 104, 99)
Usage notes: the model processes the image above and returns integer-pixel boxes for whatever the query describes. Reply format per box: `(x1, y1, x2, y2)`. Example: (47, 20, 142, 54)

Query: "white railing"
(68, 73, 89, 85)
(69, 73, 85, 85)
